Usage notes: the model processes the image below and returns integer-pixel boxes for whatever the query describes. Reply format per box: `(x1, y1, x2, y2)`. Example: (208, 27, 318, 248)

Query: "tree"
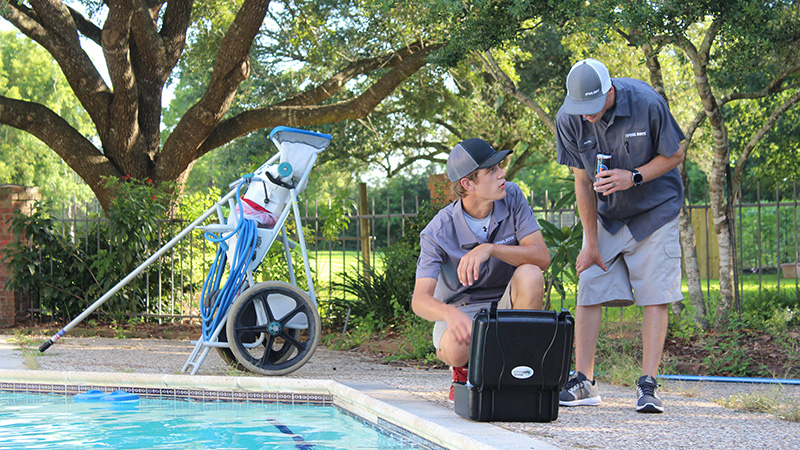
(591, 0, 800, 330)
(424, 0, 800, 330)
(0, 0, 442, 212)
(331, 56, 546, 180)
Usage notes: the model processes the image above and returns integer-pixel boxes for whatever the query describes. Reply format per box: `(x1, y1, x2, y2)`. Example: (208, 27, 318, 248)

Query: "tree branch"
(479, 50, 556, 135)
(719, 77, 800, 105)
(194, 42, 444, 157)
(732, 88, 800, 190)
(278, 41, 433, 107)
(102, 0, 140, 168)
(0, 95, 119, 202)
(158, 0, 193, 64)
(3, 0, 112, 133)
(66, 5, 102, 44)
(130, 0, 168, 70)
(158, 0, 272, 181)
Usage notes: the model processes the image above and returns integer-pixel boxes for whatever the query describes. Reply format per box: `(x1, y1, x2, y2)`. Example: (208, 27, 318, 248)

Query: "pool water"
(0, 392, 425, 449)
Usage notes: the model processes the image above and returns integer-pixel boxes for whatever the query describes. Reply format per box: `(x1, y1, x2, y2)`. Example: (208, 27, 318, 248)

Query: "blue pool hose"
(658, 374, 800, 385)
(200, 182, 259, 341)
(568, 371, 800, 386)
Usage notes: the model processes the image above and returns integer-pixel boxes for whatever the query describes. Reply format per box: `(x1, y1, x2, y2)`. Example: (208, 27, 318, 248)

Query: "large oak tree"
(0, 0, 441, 211)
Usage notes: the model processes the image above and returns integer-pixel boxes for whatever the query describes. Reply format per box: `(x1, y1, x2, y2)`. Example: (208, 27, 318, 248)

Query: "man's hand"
(594, 169, 634, 195)
(576, 245, 608, 274)
(457, 243, 492, 286)
(443, 306, 473, 345)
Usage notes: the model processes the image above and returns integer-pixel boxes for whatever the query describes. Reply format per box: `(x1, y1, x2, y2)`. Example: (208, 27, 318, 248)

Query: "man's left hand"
(594, 169, 634, 195)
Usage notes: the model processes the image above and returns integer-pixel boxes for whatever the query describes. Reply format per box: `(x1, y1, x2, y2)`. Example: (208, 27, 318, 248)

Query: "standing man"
(412, 138, 551, 401)
(555, 59, 685, 413)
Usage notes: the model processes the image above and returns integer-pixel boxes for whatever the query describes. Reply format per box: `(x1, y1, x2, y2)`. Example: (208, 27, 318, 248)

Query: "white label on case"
(511, 366, 534, 379)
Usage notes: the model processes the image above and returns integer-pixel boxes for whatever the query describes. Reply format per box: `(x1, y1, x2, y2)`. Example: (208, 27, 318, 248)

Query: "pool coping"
(0, 369, 557, 450)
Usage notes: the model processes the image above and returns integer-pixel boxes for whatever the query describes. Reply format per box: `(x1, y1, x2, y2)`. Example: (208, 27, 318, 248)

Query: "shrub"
(2, 177, 182, 322)
(2, 202, 97, 321)
(325, 201, 438, 334)
(740, 288, 799, 333)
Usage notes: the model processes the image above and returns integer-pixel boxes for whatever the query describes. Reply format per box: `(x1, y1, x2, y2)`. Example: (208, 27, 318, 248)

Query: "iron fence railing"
(20, 183, 800, 322)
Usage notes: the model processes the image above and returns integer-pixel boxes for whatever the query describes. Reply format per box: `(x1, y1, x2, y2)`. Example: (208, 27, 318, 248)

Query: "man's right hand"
(443, 306, 473, 346)
(576, 245, 608, 274)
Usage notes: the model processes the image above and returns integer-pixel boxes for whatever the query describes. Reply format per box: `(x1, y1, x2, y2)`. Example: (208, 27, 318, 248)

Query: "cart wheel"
(217, 321, 300, 369)
(226, 281, 320, 376)
(206, 288, 299, 370)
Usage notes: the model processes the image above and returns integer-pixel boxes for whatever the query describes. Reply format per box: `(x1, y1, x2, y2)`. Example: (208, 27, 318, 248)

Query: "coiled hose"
(200, 184, 259, 341)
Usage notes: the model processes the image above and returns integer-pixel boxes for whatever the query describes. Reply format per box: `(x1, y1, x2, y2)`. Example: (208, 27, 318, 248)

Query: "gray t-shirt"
(555, 78, 685, 241)
(416, 182, 541, 306)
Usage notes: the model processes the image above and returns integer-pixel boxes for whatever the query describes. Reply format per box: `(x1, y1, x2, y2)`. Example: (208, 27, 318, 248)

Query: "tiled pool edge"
(0, 369, 493, 450)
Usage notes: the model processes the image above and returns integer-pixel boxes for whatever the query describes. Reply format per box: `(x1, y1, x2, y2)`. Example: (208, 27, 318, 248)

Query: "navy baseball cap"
(562, 58, 612, 115)
(446, 138, 512, 182)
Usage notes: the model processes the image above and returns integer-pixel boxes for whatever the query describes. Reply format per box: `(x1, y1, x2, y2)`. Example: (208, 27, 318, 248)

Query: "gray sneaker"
(559, 371, 601, 406)
(636, 375, 664, 413)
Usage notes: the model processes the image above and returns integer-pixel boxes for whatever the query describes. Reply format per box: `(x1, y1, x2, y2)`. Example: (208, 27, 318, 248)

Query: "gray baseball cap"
(562, 58, 612, 115)
(446, 138, 512, 182)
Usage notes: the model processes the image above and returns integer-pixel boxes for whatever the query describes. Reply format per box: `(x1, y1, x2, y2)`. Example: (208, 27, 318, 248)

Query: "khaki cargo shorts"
(577, 216, 683, 307)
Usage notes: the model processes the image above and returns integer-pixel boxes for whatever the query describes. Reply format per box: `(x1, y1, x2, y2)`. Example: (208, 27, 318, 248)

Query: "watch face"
(633, 171, 643, 184)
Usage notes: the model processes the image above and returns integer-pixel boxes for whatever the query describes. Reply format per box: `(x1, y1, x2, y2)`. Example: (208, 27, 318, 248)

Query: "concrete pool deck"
(1, 334, 798, 449)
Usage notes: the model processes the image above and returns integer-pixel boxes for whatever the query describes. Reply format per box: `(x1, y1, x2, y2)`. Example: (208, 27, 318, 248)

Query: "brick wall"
(427, 174, 455, 208)
(0, 185, 40, 327)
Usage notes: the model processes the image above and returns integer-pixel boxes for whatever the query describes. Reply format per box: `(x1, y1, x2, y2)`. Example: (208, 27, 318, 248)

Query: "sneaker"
(635, 375, 664, 413)
(448, 366, 468, 402)
(559, 371, 601, 406)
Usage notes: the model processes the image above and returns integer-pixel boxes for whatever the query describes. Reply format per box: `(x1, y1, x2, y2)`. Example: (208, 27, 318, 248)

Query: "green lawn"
(310, 249, 386, 286)
(685, 273, 800, 299)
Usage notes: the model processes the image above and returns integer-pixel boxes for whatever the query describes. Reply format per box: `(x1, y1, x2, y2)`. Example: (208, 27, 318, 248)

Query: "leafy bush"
(96, 176, 177, 319)
(325, 201, 438, 334)
(333, 261, 406, 327)
(740, 288, 799, 333)
(2, 202, 97, 321)
(2, 177, 181, 321)
(539, 191, 582, 310)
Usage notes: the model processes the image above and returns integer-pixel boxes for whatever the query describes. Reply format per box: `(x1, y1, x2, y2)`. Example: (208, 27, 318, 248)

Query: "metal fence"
(22, 183, 800, 322)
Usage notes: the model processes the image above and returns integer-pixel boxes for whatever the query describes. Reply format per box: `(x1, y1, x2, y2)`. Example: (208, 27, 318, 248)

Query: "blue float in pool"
(74, 389, 139, 403)
(100, 390, 140, 402)
(73, 390, 106, 402)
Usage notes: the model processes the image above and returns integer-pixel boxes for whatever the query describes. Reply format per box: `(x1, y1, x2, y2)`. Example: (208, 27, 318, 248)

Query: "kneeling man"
(412, 138, 551, 401)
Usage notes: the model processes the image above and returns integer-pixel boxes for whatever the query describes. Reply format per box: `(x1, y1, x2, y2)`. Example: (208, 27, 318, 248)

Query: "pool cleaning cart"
(39, 126, 331, 377)
(182, 126, 332, 376)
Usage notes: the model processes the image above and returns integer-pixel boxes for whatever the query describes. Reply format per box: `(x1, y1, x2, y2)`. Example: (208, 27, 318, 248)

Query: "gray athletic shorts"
(432, 283, 512, 350)
(577, 216, 683, 307)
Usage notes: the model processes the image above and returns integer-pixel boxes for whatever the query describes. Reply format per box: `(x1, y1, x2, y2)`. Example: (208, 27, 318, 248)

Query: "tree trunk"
(639, 43, 708, 329)
(677, 186, 710, 330)
(695, 77, 735, 332)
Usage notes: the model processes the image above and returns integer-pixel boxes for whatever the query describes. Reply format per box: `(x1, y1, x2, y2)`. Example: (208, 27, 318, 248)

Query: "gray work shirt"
(416, 182, 541, 306)
(555, 78, 685, 241)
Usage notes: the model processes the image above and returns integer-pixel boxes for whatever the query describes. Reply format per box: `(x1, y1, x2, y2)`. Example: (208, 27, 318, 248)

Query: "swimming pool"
(0, 371, 472, 450)
(0, 391, 423, 449)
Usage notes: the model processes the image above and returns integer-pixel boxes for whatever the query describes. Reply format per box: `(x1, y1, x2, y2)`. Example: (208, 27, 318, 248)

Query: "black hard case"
(454, 304, 574, 422)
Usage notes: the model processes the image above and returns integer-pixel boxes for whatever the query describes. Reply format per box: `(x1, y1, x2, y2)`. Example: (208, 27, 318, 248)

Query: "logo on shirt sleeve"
(494, 236, 516, 245)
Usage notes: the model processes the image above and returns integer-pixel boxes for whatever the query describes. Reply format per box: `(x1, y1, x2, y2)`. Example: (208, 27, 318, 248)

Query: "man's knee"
(437, 331, 470, 367)
(513, 263, 544, 284)
(510, 264, 545, 309)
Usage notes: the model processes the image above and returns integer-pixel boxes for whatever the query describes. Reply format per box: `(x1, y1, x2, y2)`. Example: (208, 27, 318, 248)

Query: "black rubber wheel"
(226, 281, 320, 376)
(206, 287, 299, 370)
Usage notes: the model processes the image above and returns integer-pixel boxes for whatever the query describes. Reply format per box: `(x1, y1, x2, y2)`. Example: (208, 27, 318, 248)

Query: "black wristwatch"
(632, 169, 644, 186)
